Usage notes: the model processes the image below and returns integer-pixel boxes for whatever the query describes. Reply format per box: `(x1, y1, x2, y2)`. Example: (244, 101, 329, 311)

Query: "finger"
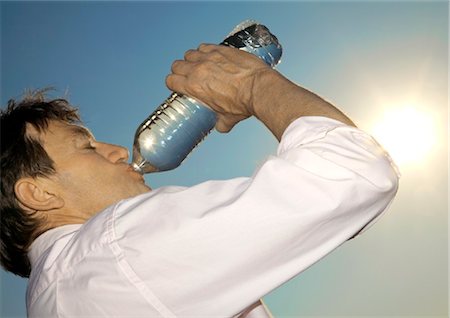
(171, 60, 192, 76)
(166, 74, 209, 107)
(215, 113, 248, 133)
(197, 43, 219, 53)
(183, 49, 204, 62)
(209, 43, 264, 64)
(165, 73, 187, 93)
(215, 118, 233, 133)
(199, 43, 239, 55)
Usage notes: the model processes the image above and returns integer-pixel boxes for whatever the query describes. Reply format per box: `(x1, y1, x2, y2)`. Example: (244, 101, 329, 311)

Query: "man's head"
(1, 90, 150, 277)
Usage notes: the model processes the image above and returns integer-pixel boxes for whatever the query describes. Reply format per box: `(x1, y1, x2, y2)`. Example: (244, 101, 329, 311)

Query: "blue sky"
(1, 1, 448, 317)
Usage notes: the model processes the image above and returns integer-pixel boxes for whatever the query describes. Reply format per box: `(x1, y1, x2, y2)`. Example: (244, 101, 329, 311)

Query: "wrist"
(247, 68, 280, 118)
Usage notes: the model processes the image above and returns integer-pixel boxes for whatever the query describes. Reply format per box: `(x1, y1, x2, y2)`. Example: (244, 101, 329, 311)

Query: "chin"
(140, 183, 152, 192)
(130, 182, 152, 197)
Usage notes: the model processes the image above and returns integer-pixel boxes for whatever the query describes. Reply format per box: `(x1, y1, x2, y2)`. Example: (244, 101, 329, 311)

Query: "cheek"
(61, 172, 120, 213)
(57, 160, 147, 209)
(57, 165, 106, 198)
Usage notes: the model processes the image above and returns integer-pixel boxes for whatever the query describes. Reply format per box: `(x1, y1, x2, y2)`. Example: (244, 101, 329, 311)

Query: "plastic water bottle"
(131, 20, 282, 174)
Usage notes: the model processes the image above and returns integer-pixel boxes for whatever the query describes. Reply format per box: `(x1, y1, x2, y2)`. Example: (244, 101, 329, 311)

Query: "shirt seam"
(55, 279, 61, 318)
(106, 203, 177, 318)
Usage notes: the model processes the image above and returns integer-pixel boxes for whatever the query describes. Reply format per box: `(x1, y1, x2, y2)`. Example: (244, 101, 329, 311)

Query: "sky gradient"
(1, 1, 448, 317)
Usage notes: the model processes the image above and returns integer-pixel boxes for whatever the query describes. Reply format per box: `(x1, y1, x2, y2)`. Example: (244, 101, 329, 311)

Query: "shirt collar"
(28, 224, 82, 268)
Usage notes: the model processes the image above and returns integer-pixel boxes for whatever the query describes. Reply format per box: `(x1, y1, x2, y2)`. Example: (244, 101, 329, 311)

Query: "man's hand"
(166, 43, 355, 140)
(166, 43, 272, 133)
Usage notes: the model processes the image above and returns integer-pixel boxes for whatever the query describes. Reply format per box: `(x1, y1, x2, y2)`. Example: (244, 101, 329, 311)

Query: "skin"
(15, 121, 150, 230)
(166, 44, 355, 140)
(15, 44, 354, 232)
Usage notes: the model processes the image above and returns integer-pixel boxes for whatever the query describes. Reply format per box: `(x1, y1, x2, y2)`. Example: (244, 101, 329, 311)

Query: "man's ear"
(14, 177, 64, 211)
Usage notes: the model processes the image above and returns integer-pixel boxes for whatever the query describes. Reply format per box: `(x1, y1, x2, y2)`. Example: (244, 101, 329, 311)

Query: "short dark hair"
(1, 89, 80, 277)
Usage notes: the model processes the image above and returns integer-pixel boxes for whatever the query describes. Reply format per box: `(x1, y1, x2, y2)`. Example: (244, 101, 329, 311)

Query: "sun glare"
(370, 104, 438, 168)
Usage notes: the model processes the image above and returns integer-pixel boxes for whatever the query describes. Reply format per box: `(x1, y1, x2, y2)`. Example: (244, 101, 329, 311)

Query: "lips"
(127, 165, 145, 182)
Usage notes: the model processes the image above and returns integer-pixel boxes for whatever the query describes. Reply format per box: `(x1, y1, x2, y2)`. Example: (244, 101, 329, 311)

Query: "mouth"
(127, 165, 145, 182)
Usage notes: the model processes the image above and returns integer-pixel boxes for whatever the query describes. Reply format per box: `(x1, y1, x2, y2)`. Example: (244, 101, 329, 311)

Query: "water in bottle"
(131, 20, 282, 174)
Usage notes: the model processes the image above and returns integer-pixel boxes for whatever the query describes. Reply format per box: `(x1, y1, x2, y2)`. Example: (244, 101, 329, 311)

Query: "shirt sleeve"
(110, 116, 399, 317)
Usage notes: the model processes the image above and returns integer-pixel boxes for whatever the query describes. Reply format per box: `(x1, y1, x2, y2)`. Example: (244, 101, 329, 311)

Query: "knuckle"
(198, 43, 215, 51)
(189, 80, 204, 96)
(171, 60, 181, 72)
(165, 74, 173, 87)
(209, 51, 223, 61)
(194, 61, 214, 77)
(184, 49, 196, 59)
(165, 74, 179, 91)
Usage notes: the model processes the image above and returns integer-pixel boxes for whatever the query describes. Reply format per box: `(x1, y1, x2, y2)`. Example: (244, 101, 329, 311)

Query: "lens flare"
(370, 105, 437, 168)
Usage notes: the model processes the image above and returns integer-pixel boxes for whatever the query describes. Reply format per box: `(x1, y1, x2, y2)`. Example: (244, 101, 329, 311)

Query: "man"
(1, 44, 399, 317)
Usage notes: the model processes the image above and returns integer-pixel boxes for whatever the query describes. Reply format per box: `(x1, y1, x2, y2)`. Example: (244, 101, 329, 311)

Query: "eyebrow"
(68, 125, 95, 140)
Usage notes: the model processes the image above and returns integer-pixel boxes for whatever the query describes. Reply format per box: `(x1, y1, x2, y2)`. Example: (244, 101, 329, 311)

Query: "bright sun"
(369, 104, 438, 168)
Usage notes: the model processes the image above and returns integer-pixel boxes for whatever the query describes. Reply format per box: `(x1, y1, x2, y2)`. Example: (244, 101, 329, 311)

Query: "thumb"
(215, 114, 249, 133)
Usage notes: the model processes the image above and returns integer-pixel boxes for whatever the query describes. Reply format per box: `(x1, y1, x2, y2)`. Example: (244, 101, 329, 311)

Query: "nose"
(98, 142, 129, 163)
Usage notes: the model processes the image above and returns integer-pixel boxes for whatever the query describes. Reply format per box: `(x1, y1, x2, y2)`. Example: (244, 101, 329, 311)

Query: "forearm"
(166, 44, 355, 139)
(250, 69, 355, 141)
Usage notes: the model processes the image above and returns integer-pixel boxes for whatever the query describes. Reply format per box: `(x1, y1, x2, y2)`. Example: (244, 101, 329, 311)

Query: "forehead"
(65, 124, 94, 139)
(31, 120, 94, 144)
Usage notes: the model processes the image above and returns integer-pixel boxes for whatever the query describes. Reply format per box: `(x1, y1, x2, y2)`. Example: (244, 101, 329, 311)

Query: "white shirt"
(27, 117, 399, 317)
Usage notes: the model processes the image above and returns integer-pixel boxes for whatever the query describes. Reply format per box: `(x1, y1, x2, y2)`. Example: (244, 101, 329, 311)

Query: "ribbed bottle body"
(132, 21, 282, 174)
(132, 94, 216, 173)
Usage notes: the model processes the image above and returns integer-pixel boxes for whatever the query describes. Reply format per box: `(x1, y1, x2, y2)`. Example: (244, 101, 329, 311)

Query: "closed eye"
(81, 141, 97, 150)
(69, 125, 98, 151)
